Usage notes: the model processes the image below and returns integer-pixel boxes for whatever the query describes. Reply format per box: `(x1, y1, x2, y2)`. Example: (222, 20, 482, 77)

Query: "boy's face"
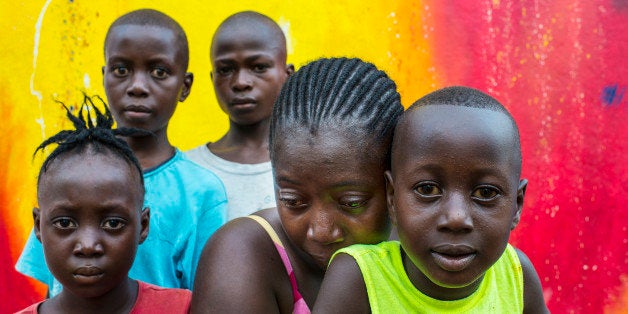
(386, 105, 525, 298)
(211, 27, 292, 126)
(273, 127, 390, 271)
(103, 25, 192, 134)
(34, 152, 148, 298)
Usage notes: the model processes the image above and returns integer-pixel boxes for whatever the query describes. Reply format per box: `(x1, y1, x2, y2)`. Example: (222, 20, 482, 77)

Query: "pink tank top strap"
(247, 215, 311, 314)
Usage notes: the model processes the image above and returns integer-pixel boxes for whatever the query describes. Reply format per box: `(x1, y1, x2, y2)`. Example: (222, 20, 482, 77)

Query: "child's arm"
(516, 248, 550, 314)
(190, 217, 290, 313)
(313, 253, 370, 314)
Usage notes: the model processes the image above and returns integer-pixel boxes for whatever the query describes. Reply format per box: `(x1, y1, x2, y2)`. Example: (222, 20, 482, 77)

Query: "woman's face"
(272, 127, 391, 270)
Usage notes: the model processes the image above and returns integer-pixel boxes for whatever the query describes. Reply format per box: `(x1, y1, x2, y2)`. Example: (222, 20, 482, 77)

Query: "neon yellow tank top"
(336, 241, 523, 313)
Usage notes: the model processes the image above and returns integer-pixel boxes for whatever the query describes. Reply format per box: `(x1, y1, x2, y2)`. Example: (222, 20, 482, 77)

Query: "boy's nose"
(127, 72, 150, 97)
(73, 228, 105, 257)
(232, 70, 253, 91)
(306, 208, 343, 245)
(436, 194, 474, 233)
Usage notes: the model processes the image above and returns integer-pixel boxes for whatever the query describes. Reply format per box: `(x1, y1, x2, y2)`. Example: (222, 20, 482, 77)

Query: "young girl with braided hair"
(16, 95, 191, 313)
(191, 57, 404, 313)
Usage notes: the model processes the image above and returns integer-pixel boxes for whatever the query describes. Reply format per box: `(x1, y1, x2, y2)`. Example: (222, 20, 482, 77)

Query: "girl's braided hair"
(36, 94, 150, 185)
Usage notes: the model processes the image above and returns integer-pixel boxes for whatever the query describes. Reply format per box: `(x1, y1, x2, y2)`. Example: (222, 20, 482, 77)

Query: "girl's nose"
(73, 227, 104, 257)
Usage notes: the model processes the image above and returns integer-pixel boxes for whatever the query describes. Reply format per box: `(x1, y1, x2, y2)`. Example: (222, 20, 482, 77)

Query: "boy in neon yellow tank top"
(315, 86, 549, 313)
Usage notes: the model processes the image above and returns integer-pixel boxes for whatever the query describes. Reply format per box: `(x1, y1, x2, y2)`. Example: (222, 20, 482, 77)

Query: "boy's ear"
(511, 178, 528, 230)
(286, 64, 295, 76)
(384, 171, 398, 226)
(139, 207, 150, 244)
(33, 207, 42, 243)
(179, 72, 194, 102)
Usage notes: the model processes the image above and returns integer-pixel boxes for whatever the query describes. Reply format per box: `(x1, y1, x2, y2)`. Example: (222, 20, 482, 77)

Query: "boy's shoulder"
(130, 281, 191, 313)
(337, 240, 400, 260)
(145, 149, 225, 189)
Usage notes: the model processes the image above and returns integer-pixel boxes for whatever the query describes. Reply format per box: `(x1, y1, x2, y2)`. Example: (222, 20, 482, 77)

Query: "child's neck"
(45, 278, 138, 314)
(208, 119, 270, 164)
(401, 249, 483, 301)
(125, 131, 176, 170)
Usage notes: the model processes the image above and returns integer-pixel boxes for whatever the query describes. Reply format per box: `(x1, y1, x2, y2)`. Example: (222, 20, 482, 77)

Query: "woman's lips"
(431, 244, 476, 272)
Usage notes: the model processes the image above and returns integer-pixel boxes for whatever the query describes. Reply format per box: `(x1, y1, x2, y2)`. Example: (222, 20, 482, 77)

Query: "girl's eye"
(472, 186, 500, 201)
(112, 66, 129, 77)
(52, 218, 77, 229)
(102, 218, 126, 231)
(414, 183, 442, 197)
(150, 67, 169, 79)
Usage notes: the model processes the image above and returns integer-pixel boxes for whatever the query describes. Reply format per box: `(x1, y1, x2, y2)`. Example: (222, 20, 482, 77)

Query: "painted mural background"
(1, 0, 625, 312)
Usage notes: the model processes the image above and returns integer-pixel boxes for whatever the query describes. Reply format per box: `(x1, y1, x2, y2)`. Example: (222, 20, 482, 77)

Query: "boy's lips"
(230, 97, 257, 108)
(431, 244, 476, 272)
(123, 105, 152, 119)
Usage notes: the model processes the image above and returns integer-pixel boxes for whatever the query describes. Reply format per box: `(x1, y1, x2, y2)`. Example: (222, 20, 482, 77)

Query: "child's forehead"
(106, 24, 180, 51)
(212, 24, 285, 55)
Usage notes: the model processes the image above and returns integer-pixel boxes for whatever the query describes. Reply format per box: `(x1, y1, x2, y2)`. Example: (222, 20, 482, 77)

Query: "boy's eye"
(471, 186, 500, 201)
(215, 66, 234, 76)
(252, 64, 270, 73)
(414, 183, 442, 198)
(112, 66, 129, 77)
(101, 218, 126, 231)
(52, 217, 77, 229)
(150, 67, 169, 79)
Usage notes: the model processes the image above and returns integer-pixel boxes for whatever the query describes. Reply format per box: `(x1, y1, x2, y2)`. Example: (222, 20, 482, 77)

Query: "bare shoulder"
(191, 211, 290, 313)
(515, 247, 550, 314)
(313, 253, 370, 314)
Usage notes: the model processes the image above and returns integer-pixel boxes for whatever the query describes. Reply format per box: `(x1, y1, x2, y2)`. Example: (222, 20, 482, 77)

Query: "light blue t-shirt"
(16, 149, 227, 295)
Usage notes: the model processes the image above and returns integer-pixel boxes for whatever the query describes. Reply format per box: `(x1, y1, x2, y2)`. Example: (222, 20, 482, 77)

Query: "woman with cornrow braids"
(192, 57, 404, 313)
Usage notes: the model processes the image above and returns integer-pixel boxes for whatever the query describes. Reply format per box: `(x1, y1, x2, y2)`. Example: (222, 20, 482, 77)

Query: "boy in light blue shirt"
(16, 9, 227, 295)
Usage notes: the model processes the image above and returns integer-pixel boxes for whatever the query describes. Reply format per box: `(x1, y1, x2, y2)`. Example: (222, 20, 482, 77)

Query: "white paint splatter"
(31, 0, 53, 140)
(277, 18, 293, 55)
(83, 73, 90, 89)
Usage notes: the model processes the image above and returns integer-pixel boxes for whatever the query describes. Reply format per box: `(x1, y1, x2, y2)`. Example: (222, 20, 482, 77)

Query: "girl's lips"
(73, 266, 104, 284)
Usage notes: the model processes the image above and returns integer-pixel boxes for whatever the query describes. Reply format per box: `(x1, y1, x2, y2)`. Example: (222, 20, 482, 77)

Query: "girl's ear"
(179, 72, 194, 102)
(139, 208, 150, 244)
(511, 179, 528, 230)
(385, 171, 398, 226)
(33, 208, 42, 243)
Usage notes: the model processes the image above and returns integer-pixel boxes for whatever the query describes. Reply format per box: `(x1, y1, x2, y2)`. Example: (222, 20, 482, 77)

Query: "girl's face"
(34, 152, 148, 298)
(272, 127, 390, 270)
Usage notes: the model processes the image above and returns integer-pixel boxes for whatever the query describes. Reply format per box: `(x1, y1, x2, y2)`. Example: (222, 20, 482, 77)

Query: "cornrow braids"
(36, 93, 151, 184)
(270, 57, 403, 162)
